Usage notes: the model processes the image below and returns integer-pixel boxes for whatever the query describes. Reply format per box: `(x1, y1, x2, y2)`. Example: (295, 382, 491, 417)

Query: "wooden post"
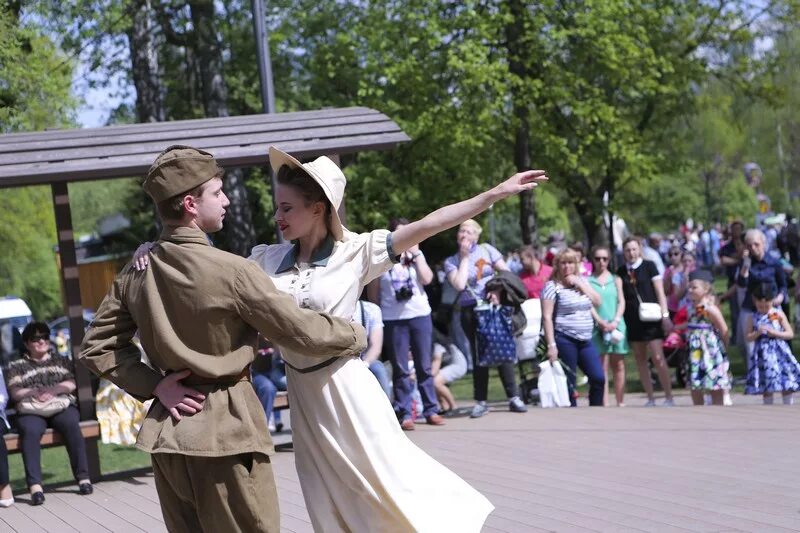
(51, 183, 102, 482)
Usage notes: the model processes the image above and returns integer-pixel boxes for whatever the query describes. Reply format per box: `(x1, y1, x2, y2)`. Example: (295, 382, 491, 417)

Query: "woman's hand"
(458, 237, 472, 259)
(493, 170, 549, 200)
(133, 242, 156, 271)
(36, 390, 54, 402)
(661, 316, 673, 334)
(602, 319, 617, 333)
(565, 274, 582, 287)
(547, 345, 558, 362)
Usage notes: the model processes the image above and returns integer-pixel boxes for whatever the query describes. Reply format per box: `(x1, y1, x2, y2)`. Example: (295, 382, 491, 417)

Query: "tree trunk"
(190, 1, 229, 118)
(128, 0, 166, 237)
(128, 0, 165, 123)
(189, 1, 255, 255)
(506, 0, 537, 245)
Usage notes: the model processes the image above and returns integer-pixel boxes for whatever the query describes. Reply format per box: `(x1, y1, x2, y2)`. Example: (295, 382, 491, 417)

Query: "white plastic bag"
(538, 360, 570, 408)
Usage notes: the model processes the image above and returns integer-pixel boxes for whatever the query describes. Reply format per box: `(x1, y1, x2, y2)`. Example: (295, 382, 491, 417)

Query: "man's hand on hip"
(153, 369, 206, 421)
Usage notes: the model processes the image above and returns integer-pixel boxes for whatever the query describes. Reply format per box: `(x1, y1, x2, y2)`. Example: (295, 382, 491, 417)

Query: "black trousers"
(460, 305, 520, 402)
(0, 425, 8, 486)
(16, 406, 89, 487)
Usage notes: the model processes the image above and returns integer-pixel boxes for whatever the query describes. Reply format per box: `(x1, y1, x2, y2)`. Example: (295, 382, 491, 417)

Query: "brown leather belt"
(283, 356, 349, 374)
(179, 365, 251, 386)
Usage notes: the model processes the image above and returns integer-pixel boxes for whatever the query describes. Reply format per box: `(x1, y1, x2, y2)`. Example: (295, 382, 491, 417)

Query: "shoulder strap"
(357, 301, 365, 328)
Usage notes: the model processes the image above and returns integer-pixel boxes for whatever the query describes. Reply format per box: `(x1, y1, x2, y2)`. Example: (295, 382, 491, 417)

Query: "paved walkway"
(1, 394, 798, 532)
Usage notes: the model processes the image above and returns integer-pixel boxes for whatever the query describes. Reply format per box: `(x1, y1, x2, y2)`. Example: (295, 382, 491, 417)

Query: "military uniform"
(79, 147, 366, 533)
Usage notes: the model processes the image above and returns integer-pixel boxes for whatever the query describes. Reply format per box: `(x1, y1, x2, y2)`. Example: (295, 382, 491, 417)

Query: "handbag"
(475, 305, 517, 367)
(638, 302, 662, 322)
(632, 283, 662, 322)
(16, 393, 74, 417)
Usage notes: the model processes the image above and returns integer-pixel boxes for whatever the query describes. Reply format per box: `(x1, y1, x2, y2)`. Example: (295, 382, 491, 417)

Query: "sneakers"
(509, 397, 528, 413)
(661, 398, 675, 407)
(643, 399, 656, 407)
(470, 403, 490, 418)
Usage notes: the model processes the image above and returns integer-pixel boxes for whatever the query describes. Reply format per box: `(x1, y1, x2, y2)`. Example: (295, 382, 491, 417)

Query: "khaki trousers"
(151, 452, 279, 533)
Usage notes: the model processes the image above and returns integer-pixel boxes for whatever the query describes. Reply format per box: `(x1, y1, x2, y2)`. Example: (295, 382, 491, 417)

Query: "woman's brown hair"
(276, 164, 332, 229)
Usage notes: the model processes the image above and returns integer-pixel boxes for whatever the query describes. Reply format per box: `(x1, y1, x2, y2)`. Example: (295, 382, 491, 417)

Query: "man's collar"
(159, 225, 213, 246)
(626, 257, 643, 270)
(276, 235, 335, 273)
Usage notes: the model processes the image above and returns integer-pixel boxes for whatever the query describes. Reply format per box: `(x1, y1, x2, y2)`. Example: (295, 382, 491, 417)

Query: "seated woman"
(6, 322, 92, 505)
(431, 329, 468, 413)
(0, 366, 13, 507)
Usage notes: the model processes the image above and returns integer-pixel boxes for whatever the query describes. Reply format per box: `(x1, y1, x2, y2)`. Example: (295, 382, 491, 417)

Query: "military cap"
(143, 145, 221, 202)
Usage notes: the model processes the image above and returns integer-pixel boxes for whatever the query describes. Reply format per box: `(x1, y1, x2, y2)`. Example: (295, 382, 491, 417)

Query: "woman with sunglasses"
(5, 322, 92, 505)
(588, 245, 628, 406)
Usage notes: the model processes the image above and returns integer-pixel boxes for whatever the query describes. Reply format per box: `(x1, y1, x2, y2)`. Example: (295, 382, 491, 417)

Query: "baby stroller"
(651, 306, 689, 388)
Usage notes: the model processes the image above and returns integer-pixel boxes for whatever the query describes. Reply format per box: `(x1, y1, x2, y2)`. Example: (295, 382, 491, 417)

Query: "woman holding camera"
(369, 217, 443, 430)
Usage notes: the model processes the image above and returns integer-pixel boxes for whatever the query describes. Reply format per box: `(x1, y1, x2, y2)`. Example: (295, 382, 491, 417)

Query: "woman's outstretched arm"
(391, 170, 548, 255)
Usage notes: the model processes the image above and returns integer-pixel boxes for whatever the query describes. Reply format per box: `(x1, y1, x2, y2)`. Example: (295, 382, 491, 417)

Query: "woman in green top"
(588, 245, 629, 406)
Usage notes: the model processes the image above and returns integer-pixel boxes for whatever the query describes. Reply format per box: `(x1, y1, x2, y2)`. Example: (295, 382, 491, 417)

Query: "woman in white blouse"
(137, 146, 548, 533)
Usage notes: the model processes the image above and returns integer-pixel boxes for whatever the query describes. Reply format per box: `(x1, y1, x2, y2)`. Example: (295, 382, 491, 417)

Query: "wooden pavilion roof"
(0, 106, 410, 187)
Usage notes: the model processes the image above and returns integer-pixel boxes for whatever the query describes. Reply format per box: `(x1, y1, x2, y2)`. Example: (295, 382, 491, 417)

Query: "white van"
(0, 296, 32, 365)
(0, 296, 33, 333)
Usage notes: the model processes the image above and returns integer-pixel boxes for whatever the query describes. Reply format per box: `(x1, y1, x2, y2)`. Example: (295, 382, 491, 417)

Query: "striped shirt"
(542, 280, 595, 341)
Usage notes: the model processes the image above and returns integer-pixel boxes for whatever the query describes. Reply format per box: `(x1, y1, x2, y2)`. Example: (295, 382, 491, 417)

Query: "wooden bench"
(4, 419, 101, 452)
(273, 390, 289, 411)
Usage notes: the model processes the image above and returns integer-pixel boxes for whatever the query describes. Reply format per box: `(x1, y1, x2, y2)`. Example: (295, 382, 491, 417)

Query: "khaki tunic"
(79, 226, 366, 458)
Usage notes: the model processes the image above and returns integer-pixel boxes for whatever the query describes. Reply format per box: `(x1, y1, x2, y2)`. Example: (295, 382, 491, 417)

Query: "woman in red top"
(519, 245, 553, 299)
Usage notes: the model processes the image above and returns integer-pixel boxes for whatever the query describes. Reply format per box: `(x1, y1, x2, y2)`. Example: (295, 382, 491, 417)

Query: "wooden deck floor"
(2, 394, 798, 532)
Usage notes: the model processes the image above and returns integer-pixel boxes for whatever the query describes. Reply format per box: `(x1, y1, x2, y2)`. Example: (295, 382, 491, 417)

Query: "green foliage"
(69, 179, 140, 236)
(0, 6, 76, 132)
(0, 187, 62, 319)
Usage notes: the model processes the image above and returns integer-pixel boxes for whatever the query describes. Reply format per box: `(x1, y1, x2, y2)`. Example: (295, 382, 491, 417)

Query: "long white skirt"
(286, 356, 494, 533)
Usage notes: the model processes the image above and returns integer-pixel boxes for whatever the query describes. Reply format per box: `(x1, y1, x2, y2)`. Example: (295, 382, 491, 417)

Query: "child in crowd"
(685, 270, 731, 405)
(745, 282, 800, 404)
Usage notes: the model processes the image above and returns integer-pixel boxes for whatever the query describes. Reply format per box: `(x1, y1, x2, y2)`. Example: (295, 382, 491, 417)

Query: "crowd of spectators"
(248, 216, 800, 421)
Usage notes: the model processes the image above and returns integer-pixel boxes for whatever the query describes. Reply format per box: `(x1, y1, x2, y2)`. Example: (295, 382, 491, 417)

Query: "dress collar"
(276, 235, 335, 273)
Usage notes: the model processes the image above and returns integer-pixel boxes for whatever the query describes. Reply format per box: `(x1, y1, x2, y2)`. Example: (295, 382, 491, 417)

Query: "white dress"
(250, 229, 494, 533)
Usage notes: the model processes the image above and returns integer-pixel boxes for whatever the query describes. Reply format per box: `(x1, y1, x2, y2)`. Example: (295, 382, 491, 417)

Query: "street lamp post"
(251, 0, 283, 242)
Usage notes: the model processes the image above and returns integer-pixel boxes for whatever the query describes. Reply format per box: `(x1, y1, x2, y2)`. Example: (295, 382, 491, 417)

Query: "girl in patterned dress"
(745, 282, 800, 405)
(685, 270, 731, 406)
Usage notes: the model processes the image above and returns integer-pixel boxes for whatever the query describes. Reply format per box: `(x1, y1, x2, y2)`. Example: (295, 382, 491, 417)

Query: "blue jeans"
(252, 368, 283, 424)
(555, 331, 605, 406)
(368, 359, 392, 399)
(385, 314, 439, 420)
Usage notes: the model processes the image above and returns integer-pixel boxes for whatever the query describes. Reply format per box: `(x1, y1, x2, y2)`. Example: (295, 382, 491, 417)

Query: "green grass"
(8, 443, 151, 491)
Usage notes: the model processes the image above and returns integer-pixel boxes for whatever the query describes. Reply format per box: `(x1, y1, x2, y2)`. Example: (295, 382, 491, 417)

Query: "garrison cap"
(143, 145, 221, 202)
